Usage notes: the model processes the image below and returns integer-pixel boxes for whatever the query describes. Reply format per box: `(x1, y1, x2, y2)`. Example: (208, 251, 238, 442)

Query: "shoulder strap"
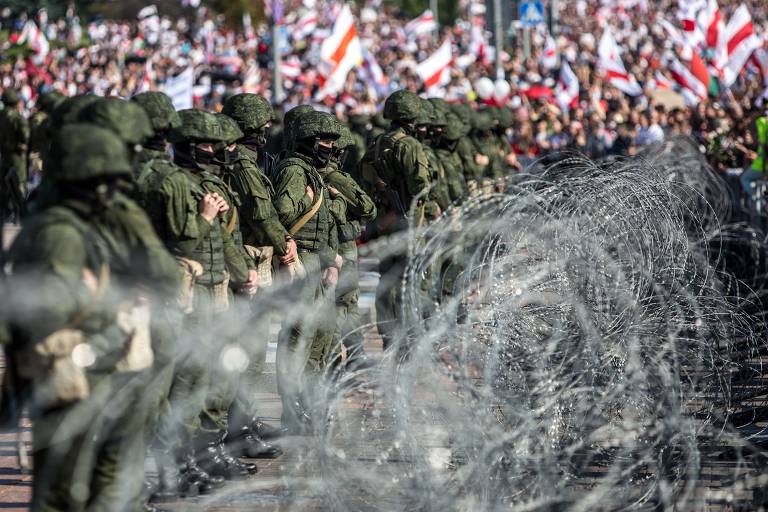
(288, 193, 323, 235)
(226, 208, 239, 235)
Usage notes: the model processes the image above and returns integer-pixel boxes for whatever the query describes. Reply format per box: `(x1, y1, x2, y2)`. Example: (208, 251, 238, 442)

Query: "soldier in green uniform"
(470, 110, 505, 194)
(320, 124, 377, 371)
(280, 105, 316, 155)
(272, 110, 344, 432)
(131, 95, 229, 499)
(450, 103, 483, 196)
(417, 99, 452, 212)
(345, 113, 370, 175)
(28, 91, 65, 185)
(167, 109, 258, 480)
(220, 93, 297, 452)
(0, 89, 30, 218)
(359, 90, 437, 350)
(430, 101, 468, 202)
(369, 112, 390, 141)
(5, 124, 160, 511)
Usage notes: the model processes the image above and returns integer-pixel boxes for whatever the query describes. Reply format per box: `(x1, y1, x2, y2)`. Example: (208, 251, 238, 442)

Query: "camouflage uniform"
(434, 109, 469, 202)
(0, 90, 30, 217)
(5, 125, 157, 512)
(166, 110, 256, 480)
(272, 111, 343, 430)
(320, 125, 377, 368)
(219, 94, 289, 450)
(359, 90, 435, 350)
(451, 104, 484, 195)
(28, 91, 65, 186)
(418, 99, 452, 211)
(471, 110, 505, 188)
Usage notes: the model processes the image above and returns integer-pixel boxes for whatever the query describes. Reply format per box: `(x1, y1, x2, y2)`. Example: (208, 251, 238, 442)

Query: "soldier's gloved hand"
(239, 269, 259, 296)
(328, 186, 340, 198)
(322, 267, 339, 288)
(213, 193, 230, 215)
(306, 185, 315, 202)
(281, 238, 298, 265)
(200, 193, 225, 223)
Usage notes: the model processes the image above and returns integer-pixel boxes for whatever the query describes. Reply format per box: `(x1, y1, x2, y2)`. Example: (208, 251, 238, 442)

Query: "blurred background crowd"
(0, 0, 765, 170)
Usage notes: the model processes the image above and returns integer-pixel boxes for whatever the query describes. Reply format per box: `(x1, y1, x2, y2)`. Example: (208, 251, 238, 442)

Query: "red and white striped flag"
(598, 30, 642, 96)
(315, 4, 362, 100)
(280, 56, 302, 79)
(720, 4, 761, 87)
(541, 32, 558, 70)
(17, 20, 49, 60)
(416, 39, 452, 93)
(292, 10, 318, 41)
(697, 0, 725, 64)
(678, 0, 705, 48)
(405, 10, 437, 38)
(652, 70, 673, 90)
(669, 56, 708, 101)
(751, 47, 768, 88)
(556, 61, 579, 110)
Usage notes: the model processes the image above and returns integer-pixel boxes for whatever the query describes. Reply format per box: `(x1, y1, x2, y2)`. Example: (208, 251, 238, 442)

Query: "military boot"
(179, 448, 225, 493)
(228, 425, 283, 459)
(198, 433, 258, 479)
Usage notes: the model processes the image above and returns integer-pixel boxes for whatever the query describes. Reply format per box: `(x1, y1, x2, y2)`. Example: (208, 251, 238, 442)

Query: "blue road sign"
(519, 0, 545, 28)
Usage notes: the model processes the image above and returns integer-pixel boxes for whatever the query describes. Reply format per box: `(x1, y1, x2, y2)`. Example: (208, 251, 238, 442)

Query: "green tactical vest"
(274, 155, 332, 253)
(753, 116, 768, 173)
(182, 170, 228, 285)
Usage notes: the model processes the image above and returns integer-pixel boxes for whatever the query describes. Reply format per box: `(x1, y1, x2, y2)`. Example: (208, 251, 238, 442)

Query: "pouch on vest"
(211, 271, 231, 312)
(115, 301, 154, 373)
(244, 245, 274, 290)
(176, 257, 204, 314)
(15, 328, 90, 410)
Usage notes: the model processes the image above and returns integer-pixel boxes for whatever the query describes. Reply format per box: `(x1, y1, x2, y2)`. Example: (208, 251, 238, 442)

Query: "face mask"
(431, 128, 443, 146)
(315, 143, 334, 167)
(193, 144, 216, 166)
(241, 126, 269, 149)
(415, 126, 429, 142)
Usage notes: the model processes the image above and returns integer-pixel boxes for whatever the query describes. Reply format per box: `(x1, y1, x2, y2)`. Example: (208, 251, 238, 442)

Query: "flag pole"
(272, 0, 284, 105)
(430, 0, 439, 42)
(493, 0, 503, 79)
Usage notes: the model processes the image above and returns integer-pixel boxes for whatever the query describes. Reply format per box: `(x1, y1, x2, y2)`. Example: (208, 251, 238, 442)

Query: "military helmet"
(292, 111, 341, 141)
(428, 98, 450, 116)
(471, 110, 493, 131)
(348, 113, 370, 130)
(221, 93, 274, 132)
(51, 94, 101, 129)
(450, 103, 473, 125)
(131, 92, 182, 134)
(336, 125, 355, 150)
(284, 105, 315, 132)
(78, 98, 154, 145)
(429, 101, 448, 127)
(415, 98, 434, 126)
(37, 91, 66, 114)
(169, 109, 232, 143)
(1, 89, 19, 106)
(215, 114, 245, 144)
(383, 90, 421, 123)
(47, 123, 132, 181)
(497, 107, 514, 129)
(443, 112, 465, 141)
(372, 112, 390, 129)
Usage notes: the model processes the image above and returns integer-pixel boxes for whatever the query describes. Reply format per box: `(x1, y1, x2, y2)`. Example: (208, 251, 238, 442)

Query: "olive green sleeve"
(231, 164, 289, 255)
(159, 176, 212, 256)
(221, 218, 251, 285)
(328, 171, 377, 224)
(274, 166, 313, 228)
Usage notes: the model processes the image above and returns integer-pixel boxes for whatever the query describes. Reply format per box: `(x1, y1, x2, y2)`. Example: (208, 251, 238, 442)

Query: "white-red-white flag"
(292, 10, 318, 41)
(541, 33, 558, 70)
(720, 4, 761, 87)
(678, 0, 705, 47)
(416, 39, 452, 93)
(315, 4, 362, 100)
(17, 20, 49, 60)
(669, 56, 708, 100)
(556, 61, 579, 110)
(280, 56, 302, 79)
(598, 30, 642, 96)
(697, 0, 725, 66)
(405, 10, 437, 38)
(652, 70, 673, 90)
(751, 47, 768, 89)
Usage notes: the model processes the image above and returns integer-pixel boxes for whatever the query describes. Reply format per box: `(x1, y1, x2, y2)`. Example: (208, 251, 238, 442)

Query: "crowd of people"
(0, 0, 767, 511)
